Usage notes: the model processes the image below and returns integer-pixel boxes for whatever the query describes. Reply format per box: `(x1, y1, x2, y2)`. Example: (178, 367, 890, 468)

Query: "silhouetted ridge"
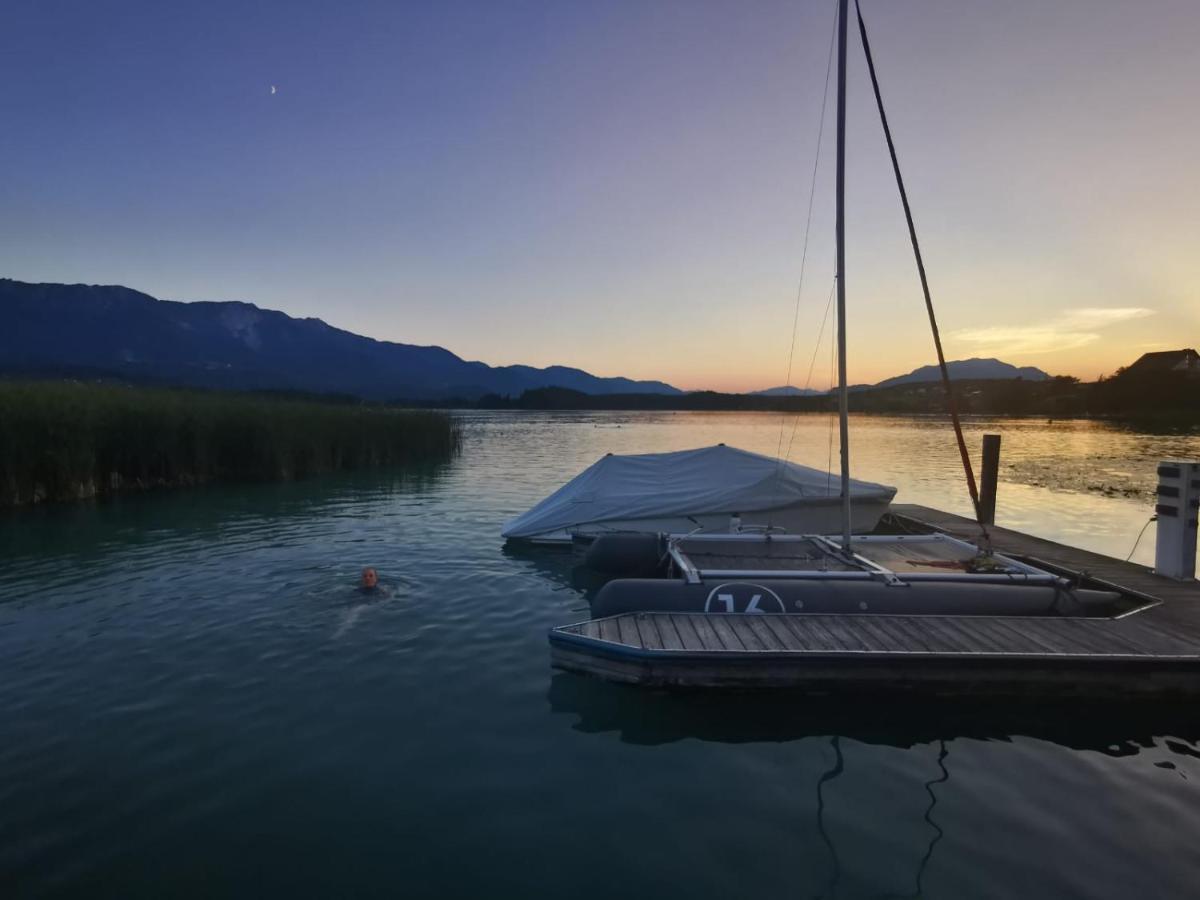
(0, 278, 682, 400)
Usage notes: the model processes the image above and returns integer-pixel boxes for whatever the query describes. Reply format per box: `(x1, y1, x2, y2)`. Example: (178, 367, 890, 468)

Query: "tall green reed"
(0, 380, 460, 505)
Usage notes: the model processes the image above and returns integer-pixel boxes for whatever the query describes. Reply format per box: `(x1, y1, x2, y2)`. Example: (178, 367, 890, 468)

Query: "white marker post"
(1154, 460, 1200, 581)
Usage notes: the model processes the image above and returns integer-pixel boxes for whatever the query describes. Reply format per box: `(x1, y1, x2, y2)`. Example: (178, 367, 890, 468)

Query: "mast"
(835, 0, 851, 549)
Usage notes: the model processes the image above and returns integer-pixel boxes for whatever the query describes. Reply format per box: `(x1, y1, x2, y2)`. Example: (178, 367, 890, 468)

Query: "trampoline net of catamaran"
(668, 533, 1054, 583)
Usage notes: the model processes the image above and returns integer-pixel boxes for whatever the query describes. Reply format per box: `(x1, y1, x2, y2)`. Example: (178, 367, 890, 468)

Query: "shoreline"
(471, 378, 1200, 427)
(467, 405, 1200, 432)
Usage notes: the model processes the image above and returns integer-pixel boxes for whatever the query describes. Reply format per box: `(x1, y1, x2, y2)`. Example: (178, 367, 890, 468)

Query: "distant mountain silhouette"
(750, 359, 1050, 397)
(0, 279, 681, 400)
(873, 358, 1050, 388)
(750, 385, 827, 396)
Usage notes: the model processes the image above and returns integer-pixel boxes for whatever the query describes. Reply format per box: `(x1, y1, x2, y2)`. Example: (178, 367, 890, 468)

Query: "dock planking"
(549, 504, 1200, 694)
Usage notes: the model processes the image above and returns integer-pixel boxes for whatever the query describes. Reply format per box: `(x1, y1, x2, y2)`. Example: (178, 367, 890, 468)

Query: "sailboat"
(502, 445, 896, 544)
(556, 0, 1125, 620)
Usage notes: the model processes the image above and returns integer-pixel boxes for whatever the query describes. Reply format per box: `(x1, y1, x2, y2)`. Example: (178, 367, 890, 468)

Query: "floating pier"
(549, 504, 1200, 696)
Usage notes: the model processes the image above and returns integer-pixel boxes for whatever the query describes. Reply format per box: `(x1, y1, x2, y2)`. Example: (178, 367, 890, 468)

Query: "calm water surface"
(3, 411, 1200, 898)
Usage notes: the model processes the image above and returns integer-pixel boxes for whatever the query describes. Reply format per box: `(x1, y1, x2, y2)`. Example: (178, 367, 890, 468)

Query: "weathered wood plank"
(985, 618, 1069, 656)
(810, 616, 873, 651)
(550, 640, 1200, 695)
(744, 615, 788, 651)
(616, 614, 642, 648)
(1047, 619, 1148, 656)
(728, 618, 767, 652)
(780, 616, 844, 652)
(956, 618, 1047, 654)
(909, 616, 976, 653)
(882, 616, 939, 652)
(598, 618, 620, 644)
(935, 616, 1012, 654)
(635, 614, 665, 651)
(852, 617, 915, 653)
(654, 614, 686, 651)
(550, 645, 648, 684)
(1114, 617, 1200, 655)
(671, 614, 706, 651)
(689, 614, 725, 651)
(707, 615, 748, 651)
(1092, 623, 1184, 656)
(761, 616, 806, 651)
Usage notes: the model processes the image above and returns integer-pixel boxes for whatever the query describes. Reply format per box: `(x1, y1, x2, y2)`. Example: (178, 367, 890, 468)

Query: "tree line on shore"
(476, 369, 1198, 425)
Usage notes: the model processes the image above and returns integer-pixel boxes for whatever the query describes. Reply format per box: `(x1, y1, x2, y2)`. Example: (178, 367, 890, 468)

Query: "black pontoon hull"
(592, 577, 1122, 618)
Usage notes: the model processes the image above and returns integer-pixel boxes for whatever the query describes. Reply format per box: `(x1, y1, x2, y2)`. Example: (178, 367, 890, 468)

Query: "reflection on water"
(816, 736, 846, 898)
(915, 740, 950, 899)
(500, 541, 610, 607)
(545, 672, 1200, 753)
(1, 411, 1199, 898)
(548, 672, 1200, 898)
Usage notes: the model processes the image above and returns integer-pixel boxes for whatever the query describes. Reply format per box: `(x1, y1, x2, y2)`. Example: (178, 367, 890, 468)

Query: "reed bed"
(0, 380, 461, 506)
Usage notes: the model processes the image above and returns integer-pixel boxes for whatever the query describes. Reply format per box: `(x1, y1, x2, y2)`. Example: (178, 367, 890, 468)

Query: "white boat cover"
(502, 444, 896, 539)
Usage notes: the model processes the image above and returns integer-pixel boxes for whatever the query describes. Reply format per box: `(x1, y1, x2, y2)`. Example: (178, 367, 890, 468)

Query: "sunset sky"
(2, 0, 1196, 391)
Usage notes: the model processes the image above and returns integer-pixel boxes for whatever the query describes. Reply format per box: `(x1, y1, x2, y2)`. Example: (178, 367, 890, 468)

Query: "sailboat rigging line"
(854, 0, 991, 549)
(771, 0, 839, 494)
(783, 278, 837, 464)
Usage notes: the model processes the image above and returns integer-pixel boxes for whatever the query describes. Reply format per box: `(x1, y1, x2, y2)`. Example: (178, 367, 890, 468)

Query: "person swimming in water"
(360, 567, 379, 592)
(336, 567, 388, 639)
(358, 567, 390, 597)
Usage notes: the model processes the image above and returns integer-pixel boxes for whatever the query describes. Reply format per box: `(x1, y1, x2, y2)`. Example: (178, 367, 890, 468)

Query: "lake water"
(3, 411, 1200, 898)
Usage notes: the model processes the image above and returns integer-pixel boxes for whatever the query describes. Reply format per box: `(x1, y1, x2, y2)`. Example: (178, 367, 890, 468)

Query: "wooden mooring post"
(979, 434, 1001, 525)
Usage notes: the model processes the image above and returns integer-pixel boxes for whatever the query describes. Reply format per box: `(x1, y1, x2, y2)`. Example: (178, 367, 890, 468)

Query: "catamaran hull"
(508, 495, 894, 545)
(591, 577, 1123, 618)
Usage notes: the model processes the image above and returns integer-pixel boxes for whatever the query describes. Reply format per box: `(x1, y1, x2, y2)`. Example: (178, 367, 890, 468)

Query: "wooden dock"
(549, 505, 1200, 695)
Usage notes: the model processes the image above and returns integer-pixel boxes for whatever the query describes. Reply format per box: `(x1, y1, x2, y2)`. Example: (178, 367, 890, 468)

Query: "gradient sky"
(2, 0, 1196, 391)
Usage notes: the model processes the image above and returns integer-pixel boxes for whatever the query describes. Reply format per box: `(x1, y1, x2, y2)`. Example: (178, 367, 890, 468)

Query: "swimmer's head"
(360, 567, 378, 590)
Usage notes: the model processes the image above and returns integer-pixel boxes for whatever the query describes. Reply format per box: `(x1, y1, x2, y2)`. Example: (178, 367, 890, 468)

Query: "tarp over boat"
(502, 444, 896, 540)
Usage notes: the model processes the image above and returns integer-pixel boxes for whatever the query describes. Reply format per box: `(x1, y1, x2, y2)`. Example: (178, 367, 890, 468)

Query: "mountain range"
(873, 358, 1050, 388)
(0, 279, 680, 400)
(756, 359, 1050, 395)
(1, 278, 1053, 400)
(750, 385, 828, 397)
